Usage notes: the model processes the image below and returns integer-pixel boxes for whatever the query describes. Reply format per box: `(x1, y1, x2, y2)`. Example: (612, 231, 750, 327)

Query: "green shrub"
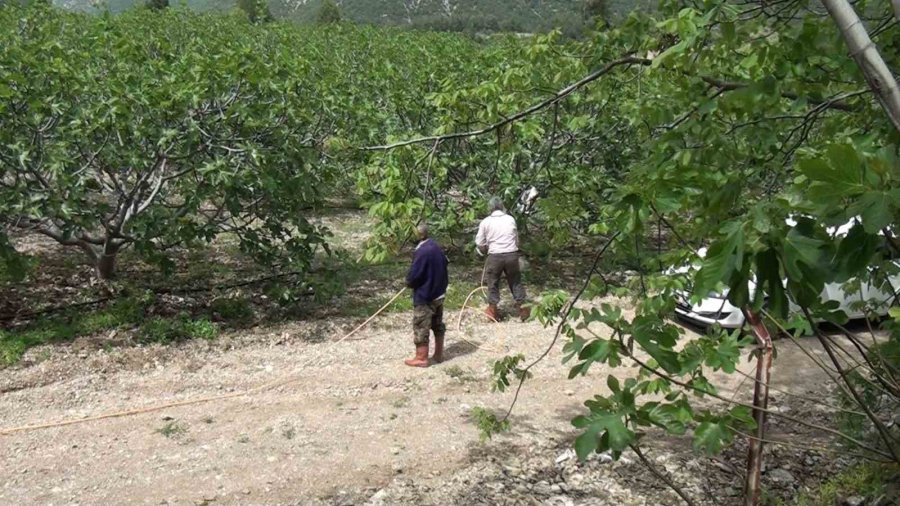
(471, 407, 510, 441)
(0, 295, 153, 365)
(779, 463, 896, 506)
(155, 421, 188, 438)
(0, 233, 35, 283)
(184, 318, 218, 340)
(0, 330, 27, 365)
(139, 314, 218, 343)
(210, 297, 255, 325)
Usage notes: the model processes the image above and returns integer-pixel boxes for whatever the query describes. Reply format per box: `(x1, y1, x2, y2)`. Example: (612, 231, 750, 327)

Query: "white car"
(671, 220, 899, 329)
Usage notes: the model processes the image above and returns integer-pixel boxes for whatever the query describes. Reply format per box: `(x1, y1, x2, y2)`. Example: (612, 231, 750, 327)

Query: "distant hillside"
(53, 0, 656, 34)
(274, 0, 612, 35)
(54, 0, 235, 13)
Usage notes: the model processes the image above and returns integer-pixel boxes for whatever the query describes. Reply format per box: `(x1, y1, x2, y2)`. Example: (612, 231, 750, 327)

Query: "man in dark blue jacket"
(404, 223, 449, 367)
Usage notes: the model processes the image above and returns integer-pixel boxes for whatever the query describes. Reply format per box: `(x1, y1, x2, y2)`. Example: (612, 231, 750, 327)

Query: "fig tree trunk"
(80, 242, 121, 280)
(95, 252, 117, 280)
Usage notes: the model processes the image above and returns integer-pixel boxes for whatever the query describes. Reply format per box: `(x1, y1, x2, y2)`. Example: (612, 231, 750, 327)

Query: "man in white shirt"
(476, 196, 529, 322)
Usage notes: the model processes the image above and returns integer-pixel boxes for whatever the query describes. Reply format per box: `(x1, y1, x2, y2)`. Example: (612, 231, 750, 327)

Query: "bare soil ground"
(0, 212, 875, 505)
(0, 299, 854, 506)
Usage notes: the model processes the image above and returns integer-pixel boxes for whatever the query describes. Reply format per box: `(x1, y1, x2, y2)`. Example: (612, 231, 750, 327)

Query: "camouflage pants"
(412, 299, 446, 346)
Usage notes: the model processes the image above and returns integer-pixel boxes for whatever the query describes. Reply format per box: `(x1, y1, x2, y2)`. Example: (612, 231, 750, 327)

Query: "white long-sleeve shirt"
(476, 211, 519, 254)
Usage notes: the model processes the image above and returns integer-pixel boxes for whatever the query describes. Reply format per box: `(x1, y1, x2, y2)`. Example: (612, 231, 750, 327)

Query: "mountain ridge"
(53, 0, 654, 35)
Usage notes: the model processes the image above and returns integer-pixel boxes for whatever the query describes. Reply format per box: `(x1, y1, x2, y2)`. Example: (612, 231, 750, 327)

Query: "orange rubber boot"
(404, 344, 429, 367)
(518, 304, 531, 322)
(485, 304, 499, 322)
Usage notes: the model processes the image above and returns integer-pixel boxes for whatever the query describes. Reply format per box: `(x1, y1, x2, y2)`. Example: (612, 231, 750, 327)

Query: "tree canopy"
(584, 0, 608, 22)
(145, 0, 168, 10)
(237, 0, 271, 22)
(0, 4, 490, 280)
(317, 0, 340, 24)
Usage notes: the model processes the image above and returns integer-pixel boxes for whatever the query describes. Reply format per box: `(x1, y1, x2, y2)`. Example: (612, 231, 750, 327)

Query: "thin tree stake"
(742, 308, 774, 506)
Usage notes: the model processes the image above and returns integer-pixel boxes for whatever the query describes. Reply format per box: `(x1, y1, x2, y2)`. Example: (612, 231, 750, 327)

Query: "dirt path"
(0, 302, 849, 505)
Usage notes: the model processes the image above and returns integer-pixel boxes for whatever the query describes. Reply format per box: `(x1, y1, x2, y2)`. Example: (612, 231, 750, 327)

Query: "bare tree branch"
(623, 350, 894, 460)
(362, 56, 653, 151)
(631, 444, 698, 506)
(701, 77, 864, 112)
(802, 308, 900, 460)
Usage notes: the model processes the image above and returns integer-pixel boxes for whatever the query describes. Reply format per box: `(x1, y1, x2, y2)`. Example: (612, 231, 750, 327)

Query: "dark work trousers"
(485, 252, 527, 305)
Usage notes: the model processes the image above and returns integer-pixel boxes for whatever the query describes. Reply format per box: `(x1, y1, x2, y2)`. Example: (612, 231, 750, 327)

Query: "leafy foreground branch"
(349, 1, 900, 504)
